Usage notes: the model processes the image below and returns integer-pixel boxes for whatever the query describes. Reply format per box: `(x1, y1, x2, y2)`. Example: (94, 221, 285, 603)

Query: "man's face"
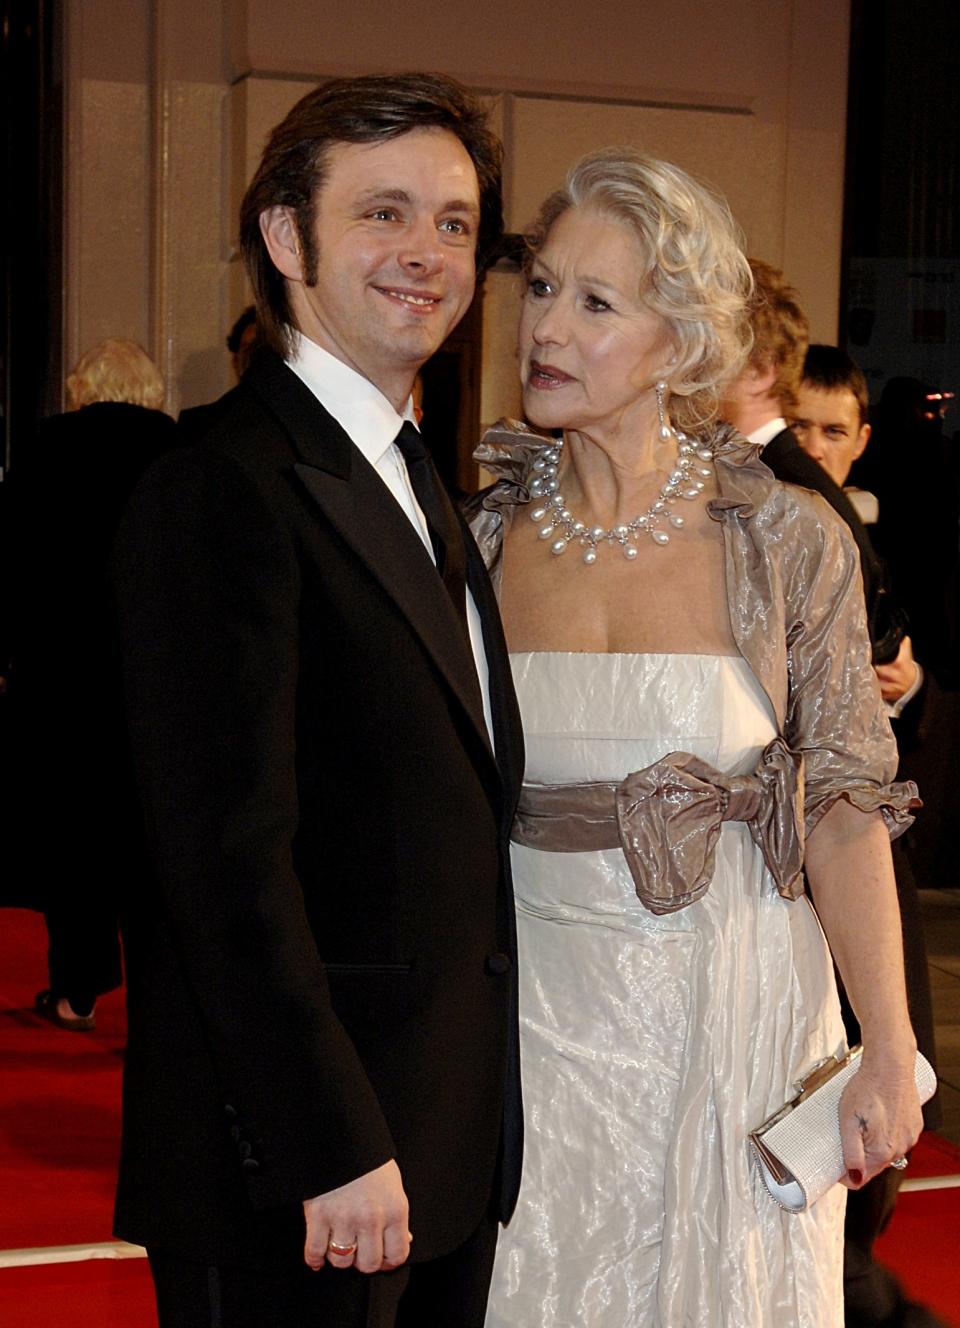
(790, 383, 870, 488)
(278, 127, 481, 406)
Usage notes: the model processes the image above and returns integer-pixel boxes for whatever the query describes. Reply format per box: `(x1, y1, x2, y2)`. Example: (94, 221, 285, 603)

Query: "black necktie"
(392, 422, 471, 643)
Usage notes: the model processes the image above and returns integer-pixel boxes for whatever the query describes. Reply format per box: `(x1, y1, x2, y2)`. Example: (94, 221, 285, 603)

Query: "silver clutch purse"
(749, 1045, 937, 1212)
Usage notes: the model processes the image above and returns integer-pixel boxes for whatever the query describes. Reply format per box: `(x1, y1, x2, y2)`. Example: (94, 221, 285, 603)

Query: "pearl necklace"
(527, 430, 715, 564)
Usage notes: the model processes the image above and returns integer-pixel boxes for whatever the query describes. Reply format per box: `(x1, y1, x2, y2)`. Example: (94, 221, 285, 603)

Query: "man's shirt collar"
(747, 416, 788, 450)
(286, 331, 417, 463)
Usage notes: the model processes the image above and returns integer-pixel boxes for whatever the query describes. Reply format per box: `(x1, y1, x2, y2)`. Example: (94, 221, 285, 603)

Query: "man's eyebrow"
(353, 187, 480, 217)
(354, 187, 413, 206)
(443, 197, 481, 217)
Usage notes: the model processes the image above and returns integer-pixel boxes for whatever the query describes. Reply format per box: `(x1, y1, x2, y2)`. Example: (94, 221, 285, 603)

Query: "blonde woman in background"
(7, 338, 176, 1030)
(66, 337, 166, 412)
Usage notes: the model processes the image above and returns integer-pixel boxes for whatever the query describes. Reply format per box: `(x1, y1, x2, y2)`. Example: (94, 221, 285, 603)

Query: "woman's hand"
(805, 803, 925, 1188)
(838, 1047, 923, 1187)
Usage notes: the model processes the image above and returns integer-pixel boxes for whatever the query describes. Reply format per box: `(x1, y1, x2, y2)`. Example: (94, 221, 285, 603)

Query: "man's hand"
(874, 634, 918, 703)
(303, 1159, 411, 1274)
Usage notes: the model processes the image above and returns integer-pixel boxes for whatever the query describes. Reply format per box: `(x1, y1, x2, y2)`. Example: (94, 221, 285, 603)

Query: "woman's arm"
(804, 799, 922, 1186)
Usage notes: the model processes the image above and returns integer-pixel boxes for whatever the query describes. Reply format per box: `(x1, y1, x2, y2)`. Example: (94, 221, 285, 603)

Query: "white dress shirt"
(287, 333, 495, 746)
(746, 416, 789, 449)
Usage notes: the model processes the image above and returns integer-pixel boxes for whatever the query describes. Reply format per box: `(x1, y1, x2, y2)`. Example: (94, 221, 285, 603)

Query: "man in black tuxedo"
(113, 73, 524, 1328)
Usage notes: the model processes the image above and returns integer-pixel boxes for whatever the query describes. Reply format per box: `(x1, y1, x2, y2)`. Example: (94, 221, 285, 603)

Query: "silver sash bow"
(511, 736, 806, 914)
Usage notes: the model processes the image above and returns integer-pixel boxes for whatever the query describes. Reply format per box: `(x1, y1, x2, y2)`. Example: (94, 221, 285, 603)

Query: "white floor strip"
(0, 1240, 147, 1270)
(900, 1174, 960, 1193)
(1, 1180, 957, 1268)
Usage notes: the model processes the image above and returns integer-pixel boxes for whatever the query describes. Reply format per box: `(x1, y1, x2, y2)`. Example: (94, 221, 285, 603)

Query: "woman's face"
(518, 206, 675, 439)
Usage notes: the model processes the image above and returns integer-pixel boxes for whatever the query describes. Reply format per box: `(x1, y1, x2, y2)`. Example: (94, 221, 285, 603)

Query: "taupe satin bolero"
(467, 420, 919, 914)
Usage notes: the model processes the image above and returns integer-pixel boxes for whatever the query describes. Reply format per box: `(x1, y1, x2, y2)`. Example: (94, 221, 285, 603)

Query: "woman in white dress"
(469, 150, 923, 1326)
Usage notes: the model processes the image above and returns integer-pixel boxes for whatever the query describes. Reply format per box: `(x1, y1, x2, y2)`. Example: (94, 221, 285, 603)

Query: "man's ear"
(854, 421, 871, 461)
(260, 206, 303, 281)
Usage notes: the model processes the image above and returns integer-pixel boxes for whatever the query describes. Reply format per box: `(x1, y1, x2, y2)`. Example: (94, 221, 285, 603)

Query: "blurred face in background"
(791, 383, 870, 487)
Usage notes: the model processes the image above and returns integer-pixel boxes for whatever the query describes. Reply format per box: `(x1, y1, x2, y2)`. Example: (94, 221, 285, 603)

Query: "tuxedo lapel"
(461, 511, 524, 818)
(247, 353, 496, 771)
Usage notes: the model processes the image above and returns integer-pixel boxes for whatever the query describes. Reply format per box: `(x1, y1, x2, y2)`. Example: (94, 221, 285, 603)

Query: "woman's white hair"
(527, 148, 753, 431)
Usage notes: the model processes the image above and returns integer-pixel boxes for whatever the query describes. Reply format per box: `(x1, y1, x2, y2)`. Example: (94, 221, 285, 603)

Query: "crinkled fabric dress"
(484, 651, 846, 1328)
(470, 422, 918, 1328)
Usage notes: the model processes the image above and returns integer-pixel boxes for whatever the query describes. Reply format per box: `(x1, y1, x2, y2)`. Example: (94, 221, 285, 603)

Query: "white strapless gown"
(486, 653, 846, 1328)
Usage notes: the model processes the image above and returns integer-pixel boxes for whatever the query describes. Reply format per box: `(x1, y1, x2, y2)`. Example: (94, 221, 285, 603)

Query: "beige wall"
(64, 0, 232, 413)
(64, 0, 850, 414)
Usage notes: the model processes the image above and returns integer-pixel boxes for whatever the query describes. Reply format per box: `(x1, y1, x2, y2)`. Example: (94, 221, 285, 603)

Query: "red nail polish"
(849, 1169, 863, 1185)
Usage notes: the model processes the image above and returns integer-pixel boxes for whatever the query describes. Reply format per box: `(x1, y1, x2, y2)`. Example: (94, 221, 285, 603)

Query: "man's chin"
(386, 323, 456, 363)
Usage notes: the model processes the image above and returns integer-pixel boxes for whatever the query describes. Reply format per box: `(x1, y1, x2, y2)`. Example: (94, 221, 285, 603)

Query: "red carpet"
(898, 1129, 960, 1180)
(878, 1185, 960, 1326)
(0, 909, 126, 1249)
(0, 1260, 157, 1327)
(0, 908, 155, 1323)
(1, 906, 958, 1325)
(876, 1131, 960, 1326)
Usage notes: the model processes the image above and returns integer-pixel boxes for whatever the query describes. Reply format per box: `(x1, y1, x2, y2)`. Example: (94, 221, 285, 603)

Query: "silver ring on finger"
(889, 1156, 908, 1171)
(327, 1239, 358, 1257)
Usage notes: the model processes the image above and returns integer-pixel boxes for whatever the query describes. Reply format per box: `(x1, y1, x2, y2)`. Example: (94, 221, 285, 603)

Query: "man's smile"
(375, 285, 443, 311)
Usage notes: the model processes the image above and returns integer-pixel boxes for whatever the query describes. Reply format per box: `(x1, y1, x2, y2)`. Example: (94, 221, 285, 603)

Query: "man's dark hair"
(226, 305, 257, 354)
(802, 344, 870, 425)
(239, 72, 503, 357)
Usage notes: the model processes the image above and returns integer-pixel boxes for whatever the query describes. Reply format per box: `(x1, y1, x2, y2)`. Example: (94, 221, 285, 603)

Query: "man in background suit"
(791, 345, 924, 714)
(113, 73, 523, 1328)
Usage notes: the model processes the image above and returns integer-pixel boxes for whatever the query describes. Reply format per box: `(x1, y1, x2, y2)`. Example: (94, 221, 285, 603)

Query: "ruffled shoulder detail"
(473, 418, 558, 488)
(465, 420, 556, 580)
(805, 780, 921, 842)
(706, 423, 780, 519)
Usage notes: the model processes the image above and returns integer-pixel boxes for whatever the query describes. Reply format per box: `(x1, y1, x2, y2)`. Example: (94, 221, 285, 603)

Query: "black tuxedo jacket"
(1, 403, 178, 912)
(113, 350, 524, 1264)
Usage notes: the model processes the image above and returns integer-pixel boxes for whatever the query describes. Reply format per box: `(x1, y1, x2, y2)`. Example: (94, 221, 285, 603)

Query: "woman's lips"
(528, 360, 574, 388)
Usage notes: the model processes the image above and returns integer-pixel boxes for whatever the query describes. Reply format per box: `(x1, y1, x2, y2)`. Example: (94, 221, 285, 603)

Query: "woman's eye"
(585, 294, 611, 312)
(528, 278, 552, 298)
(439, 218, 470, 235)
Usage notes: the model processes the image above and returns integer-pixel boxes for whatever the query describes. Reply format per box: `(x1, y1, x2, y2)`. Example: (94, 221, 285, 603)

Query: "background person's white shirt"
(745, 416, 788, 449)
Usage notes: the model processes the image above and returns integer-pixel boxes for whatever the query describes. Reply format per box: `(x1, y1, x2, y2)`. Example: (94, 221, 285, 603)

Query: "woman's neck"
(559, 416, 682, 528)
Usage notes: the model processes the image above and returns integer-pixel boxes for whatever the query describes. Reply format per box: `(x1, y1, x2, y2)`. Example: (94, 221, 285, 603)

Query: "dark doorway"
(1, 0, 64, 482)
(843, 0, 960, 403)
(418, 288, 484, 498)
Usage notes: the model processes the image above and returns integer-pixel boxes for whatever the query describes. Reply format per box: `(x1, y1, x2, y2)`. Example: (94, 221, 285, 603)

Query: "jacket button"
(241, 1157, 260, 1173)
(485, 953, 511, 976)
(238, 1140, 252, 1159)
(223, 1104, 238, 1119)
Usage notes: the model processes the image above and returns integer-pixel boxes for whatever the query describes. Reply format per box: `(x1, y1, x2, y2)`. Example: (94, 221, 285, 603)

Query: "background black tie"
(392, 422, 471, 643)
